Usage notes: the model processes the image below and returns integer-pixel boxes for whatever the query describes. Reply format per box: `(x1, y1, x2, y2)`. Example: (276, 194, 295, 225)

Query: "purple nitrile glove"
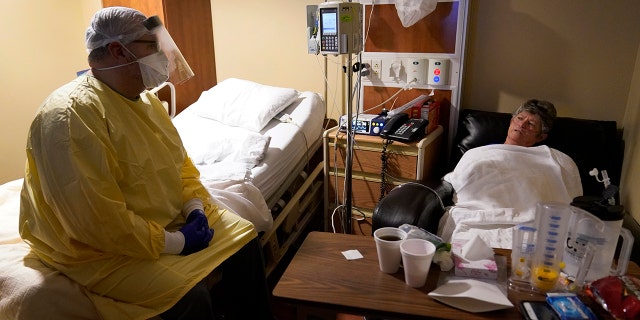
(179, 209, 214, 255)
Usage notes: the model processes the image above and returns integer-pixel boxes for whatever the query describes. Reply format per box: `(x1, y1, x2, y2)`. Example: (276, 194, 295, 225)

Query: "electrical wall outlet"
(370, 59, 382, 79)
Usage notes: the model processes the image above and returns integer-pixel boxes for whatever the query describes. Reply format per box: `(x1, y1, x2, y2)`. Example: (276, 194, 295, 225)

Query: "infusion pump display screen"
(320, 8, 338, 52)
(321, 9, 337, 34)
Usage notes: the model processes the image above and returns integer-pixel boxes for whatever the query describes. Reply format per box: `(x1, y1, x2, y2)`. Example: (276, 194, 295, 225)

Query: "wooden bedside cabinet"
(323, 125, 443, 236)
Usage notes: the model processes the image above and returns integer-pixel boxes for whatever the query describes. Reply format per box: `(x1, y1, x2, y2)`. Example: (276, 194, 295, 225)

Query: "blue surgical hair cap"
(85, 6, 150, 51)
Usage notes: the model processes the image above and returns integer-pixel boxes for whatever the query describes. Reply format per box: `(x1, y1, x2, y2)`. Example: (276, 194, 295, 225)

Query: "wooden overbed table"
(273, 231, 640, 320)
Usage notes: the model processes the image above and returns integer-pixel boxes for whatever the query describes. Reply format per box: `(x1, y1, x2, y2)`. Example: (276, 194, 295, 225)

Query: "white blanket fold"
(203, 179, 272, 233)
(438, 144, 582, 248)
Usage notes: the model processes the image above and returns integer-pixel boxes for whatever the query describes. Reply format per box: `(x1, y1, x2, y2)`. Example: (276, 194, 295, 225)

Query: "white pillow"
(190, 78, 299, 132)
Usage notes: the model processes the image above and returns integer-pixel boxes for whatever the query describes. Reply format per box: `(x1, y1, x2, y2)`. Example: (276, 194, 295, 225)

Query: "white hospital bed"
(172, 78, 326, 272)
(0, 78, 326, 319)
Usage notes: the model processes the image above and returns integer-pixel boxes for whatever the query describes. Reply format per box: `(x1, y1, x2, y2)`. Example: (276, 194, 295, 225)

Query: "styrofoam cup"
(374, 227, 408, 273)
(400, 238, 436, 287)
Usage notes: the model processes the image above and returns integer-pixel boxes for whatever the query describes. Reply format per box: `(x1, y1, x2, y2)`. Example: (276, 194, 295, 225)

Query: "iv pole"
(343, 56, 354, 234)
(307, 1, 362, 234)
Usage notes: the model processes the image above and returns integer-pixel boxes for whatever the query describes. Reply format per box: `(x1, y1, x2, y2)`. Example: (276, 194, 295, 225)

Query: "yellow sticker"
(341, 14, 352, 22)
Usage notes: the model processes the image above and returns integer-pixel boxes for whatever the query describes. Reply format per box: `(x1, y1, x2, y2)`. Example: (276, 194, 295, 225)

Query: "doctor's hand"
(179, 209, 214, 255)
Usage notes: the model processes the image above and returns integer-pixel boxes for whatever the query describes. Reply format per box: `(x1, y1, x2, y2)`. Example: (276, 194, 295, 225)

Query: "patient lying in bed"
(437, 99, 583, 248)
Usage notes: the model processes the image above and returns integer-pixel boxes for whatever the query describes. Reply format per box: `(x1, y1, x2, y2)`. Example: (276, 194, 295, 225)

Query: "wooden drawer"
(324, 125, 443, 181)
(328, 144, 417, 180)
(326, 173, 404, 211)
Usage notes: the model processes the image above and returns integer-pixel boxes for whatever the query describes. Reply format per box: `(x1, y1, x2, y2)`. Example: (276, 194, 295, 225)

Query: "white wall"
(462, 0, 640, 123)
(621, 44, 640, 222)
(0, 0, 101, 183)
(210, 0, 344, 120)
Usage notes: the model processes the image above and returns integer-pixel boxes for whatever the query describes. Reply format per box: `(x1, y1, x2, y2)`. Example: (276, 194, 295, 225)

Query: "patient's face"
(505, 111, 546, 147)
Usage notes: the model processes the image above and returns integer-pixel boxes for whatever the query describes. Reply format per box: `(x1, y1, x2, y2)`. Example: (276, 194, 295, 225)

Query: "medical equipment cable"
(398, 181, 446, 212)
(332, 131, 349, 233)
(363, 1, 375, 47)
(279, 117, 311, 175)
(315, 54, 343, 125)
(379, 139, 393, 201)
(330, 132, 365, 234)
(362, 79, 418, 114)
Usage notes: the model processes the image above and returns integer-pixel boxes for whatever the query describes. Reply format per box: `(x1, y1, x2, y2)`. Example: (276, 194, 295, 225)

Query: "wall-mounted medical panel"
(358, 0, 468, 154)
(361, 53, 458, 90)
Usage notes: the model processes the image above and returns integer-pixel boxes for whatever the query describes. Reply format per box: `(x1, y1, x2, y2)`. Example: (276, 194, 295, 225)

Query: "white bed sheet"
(0, 180, 100, 320)
(174, 91, 325, 203)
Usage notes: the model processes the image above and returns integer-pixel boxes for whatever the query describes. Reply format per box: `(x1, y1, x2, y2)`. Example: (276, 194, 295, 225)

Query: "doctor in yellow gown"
(19, 7, 268, 320)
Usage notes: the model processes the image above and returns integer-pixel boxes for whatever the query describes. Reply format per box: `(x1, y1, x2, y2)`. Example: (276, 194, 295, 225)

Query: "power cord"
(398, 181, 447, 212)
(379, 138, 394, 201)
(363, 78, 418, 114)
(276, 113, 311, 173)
(331, 131, 367, 234)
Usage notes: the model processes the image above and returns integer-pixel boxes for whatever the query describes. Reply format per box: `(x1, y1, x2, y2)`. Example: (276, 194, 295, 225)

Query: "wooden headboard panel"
(364, 2, 459, 53)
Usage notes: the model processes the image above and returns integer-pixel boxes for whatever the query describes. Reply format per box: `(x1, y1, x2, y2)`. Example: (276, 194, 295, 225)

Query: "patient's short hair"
(512, 99, 557, 134)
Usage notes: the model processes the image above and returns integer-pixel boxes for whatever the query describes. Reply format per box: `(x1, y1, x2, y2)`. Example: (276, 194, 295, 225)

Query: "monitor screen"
(320, 8, 337, 35)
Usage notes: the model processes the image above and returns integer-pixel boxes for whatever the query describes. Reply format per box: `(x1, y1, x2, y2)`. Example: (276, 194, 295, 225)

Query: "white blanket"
(438, 144, 583, 248)
(204, 180, 272, 233)
(173, 115, 271, 174)
(0, 179, 101, 319)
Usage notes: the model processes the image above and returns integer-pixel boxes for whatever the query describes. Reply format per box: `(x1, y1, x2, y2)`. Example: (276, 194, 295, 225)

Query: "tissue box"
(452, 240, 498, 280)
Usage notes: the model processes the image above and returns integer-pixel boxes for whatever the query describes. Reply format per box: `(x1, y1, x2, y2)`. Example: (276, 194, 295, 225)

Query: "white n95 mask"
(137, 51, 170, 89)
(92, 45, 170, 89)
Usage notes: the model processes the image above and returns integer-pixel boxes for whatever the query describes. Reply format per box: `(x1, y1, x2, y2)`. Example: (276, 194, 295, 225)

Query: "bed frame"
(260, 136, 324, 276)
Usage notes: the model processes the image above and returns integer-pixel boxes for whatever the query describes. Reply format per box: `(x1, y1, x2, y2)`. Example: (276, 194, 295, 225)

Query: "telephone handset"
(381, 112, 428, 142)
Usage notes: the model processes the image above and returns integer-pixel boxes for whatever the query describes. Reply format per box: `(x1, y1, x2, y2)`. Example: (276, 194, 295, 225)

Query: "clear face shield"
(142, 16, 194, 85)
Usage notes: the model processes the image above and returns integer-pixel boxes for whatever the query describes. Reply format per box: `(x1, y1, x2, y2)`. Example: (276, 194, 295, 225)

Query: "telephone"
(380, 113, 428, 142)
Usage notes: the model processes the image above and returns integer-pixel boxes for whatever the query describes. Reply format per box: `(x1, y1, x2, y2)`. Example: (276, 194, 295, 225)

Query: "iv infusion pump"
(307, 1, 363, 55)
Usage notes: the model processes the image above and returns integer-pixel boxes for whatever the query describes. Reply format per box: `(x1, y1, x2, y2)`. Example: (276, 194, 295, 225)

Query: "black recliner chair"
(372, 109, 640, 263)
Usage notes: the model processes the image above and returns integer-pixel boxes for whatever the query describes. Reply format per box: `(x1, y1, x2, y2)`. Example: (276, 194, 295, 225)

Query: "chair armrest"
(372, 179, 454, 235)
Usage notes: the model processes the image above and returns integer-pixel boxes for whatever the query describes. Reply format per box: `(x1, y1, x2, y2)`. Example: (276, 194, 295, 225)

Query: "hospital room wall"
(0, 0, 102, 184)
(209, 0, 341, 119)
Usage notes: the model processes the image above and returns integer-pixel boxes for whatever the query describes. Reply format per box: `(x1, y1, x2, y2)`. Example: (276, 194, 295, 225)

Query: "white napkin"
(428, 278, 513, 312)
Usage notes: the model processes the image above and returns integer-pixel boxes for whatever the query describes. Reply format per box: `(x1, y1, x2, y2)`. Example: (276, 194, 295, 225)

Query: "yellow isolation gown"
(19, 74, 257, 319)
